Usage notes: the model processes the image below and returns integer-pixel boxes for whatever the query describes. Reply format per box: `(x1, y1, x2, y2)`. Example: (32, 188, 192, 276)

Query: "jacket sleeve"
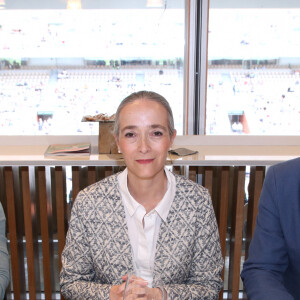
(164, 188, 224, 300)
(60, 191, 112, 300)
(241, 166, 294, 300)
(0, 203, 9, 300)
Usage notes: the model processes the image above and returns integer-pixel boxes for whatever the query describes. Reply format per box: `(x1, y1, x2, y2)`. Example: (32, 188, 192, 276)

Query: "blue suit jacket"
(241, 157, 300, 300)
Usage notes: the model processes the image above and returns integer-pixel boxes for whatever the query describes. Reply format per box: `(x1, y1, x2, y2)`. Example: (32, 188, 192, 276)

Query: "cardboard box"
(98, 122, 118, 154)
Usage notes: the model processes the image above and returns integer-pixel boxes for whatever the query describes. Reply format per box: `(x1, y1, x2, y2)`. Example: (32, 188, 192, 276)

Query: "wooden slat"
(4, 167, 26, 300)
(228, 166, 246, 300)
(20, 167, 37, 299)
(87, 166, 97, 186)
(218, 167, 230, 255)
(188, 166, 197, 182)
(218, 167, 230, 300)
(203, 166, 213, 197)
(55, 167, 66, 270)
(72, 166, 80, 203)
(37, 167, 53, 300)
(104, 166, 113, 178)
(245, 166, 265, 259)
(55, 167, 66, 300)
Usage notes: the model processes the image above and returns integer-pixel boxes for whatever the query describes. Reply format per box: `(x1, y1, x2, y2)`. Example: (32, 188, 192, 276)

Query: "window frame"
(185, 0, 209, 135)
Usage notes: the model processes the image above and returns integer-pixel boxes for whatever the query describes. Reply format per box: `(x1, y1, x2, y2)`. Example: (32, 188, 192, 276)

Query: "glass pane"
(206, 3, 300, 135)
(0, 1, 185, 135)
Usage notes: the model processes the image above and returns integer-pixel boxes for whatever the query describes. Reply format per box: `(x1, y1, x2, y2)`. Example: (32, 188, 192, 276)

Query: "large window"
(206, 1, 300, 135)
(0, 0, 185, 135)
(1, 0, 300, 137)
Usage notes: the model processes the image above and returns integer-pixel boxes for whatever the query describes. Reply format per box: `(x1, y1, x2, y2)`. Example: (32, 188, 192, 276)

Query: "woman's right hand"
(109, 275, 128, 300)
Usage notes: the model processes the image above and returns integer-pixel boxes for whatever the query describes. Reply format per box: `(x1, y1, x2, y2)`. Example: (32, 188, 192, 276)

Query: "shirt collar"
(118, 167, 176, 222)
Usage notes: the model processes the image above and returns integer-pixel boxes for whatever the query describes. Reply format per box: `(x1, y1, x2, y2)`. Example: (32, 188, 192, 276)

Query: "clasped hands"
(110, 274, 163, 300)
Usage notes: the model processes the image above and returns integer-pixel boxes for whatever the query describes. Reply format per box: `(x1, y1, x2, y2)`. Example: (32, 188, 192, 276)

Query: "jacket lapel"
(99, 176, 134, 280)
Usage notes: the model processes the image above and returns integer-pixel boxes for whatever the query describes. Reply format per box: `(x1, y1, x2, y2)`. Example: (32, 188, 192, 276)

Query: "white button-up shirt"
(118, 167, 176, 287)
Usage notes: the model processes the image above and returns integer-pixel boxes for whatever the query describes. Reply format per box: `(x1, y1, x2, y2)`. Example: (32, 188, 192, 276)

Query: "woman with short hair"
(60, 91, 223, 300)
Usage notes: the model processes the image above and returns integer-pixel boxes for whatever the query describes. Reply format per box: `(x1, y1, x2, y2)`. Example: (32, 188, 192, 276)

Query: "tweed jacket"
(60, 172, 223, 299)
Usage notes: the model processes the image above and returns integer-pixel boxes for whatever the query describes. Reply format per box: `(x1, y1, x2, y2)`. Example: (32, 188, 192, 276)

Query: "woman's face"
(115, 99, 176, 182)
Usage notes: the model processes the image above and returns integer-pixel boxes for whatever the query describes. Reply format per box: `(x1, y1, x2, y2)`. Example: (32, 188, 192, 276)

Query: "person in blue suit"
(241, 157, 300, 300)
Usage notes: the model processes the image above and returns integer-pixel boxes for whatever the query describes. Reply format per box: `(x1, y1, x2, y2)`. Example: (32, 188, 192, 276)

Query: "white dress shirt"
(118, 167, 176, 287)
